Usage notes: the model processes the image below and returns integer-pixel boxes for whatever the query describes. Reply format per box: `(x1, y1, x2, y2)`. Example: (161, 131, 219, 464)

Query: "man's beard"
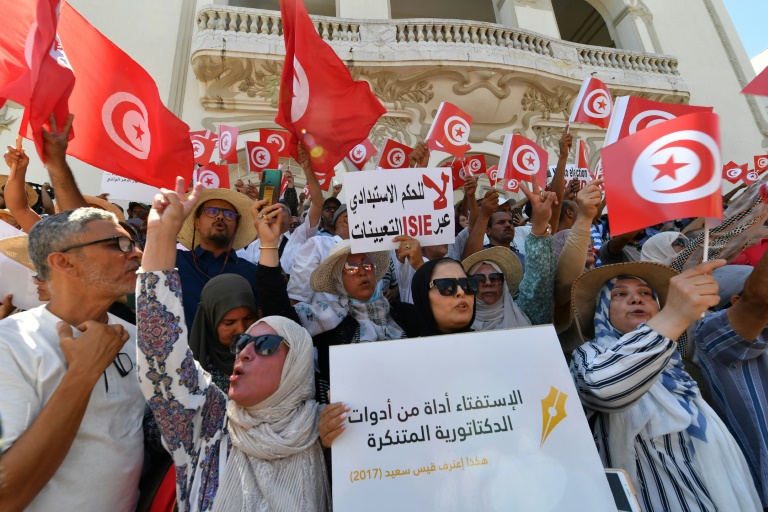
(207, 231, 233, 248)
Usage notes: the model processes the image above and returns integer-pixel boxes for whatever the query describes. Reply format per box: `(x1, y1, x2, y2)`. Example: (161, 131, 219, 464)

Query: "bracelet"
(530, 225, 551, 238)
(261, 246, 279, 250)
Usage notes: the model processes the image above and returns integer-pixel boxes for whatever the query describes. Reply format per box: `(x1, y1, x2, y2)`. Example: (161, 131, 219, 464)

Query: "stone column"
(495, 0, 561, 38)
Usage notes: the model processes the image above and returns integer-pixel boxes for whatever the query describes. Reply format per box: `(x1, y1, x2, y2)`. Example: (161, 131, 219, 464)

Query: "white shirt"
(281, 215, 320, 274)
(0, 307, 144, 512)
(287, 234, 342, 303)
(481, 225, 532, 254)
(392, 251, 428, 304)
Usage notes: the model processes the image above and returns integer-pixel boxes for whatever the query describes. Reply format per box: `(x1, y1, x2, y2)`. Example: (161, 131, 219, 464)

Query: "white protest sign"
(100, 172, 161, 203)
(0, 220, 44, 311)
(345, 168, 454, 253)
(549, 164, 591, 189)
(330, 325, 615, 512)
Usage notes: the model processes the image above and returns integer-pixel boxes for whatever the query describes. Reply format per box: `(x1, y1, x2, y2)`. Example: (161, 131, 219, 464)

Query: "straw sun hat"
(177, 187, 256, 251)
(461, 246, 524, 295)
(310, 240, 390, 295)
(0, 175, 39, 207)
(571, 261, 678, 342)
(0, 234, 35, 272)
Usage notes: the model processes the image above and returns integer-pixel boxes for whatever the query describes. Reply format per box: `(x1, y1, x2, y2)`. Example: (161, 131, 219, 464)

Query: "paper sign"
(345, 168, 454, 253)
(549, 165, 591, 189)
(0, 221, 44, 311)
(329, 326, 615, 512)
(100, 172, 161, 203)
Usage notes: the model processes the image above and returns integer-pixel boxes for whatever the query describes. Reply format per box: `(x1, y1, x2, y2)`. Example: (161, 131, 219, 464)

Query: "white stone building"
(1, 0, 766, 200)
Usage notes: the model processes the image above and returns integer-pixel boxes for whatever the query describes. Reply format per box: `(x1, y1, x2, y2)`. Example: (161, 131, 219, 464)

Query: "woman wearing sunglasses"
(136, 179, 330, 512)
(253, 200, 421, 404)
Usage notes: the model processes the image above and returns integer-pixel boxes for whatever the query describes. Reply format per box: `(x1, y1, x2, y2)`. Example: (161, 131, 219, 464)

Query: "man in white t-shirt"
(0, 208, 145, 511)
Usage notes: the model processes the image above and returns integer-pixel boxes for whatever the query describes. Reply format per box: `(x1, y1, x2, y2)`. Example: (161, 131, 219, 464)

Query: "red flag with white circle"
(378, 139, 413, 169)
(605, 95, 713, 146)
(425, 102, 473, 158)
(260, 128, 291, 158)
(486, 165, 500, 187)
(742, 169, 761, 186)
(190, 130, 218, 165)
(569, 77, 613, 129)
(246, 141, 278, 173)
(344, 138, 377, 171)
(315, 169, 336, 192)
(754, 154, 768, 172)
(218, 125, 239, 163)
(53, 2, 192, 189)
(499, 134, 548, 193)
(193, 162, 230, 190)
(602, 112, 723, 236)
(274, 0, 385, 173)
(722, 161, 747, 184)
(462, 154, 486, 176)
(448, 160, 467, 190)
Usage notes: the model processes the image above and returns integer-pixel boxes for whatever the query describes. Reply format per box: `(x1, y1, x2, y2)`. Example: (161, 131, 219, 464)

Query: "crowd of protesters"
(0, 115, 767, 512)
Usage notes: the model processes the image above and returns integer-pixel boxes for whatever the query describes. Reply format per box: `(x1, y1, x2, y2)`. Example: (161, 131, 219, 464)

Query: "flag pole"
(702, 226, 710, 263)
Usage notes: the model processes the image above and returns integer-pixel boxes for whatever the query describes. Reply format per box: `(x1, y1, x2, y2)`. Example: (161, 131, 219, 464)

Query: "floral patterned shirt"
(136, 270, 231, 512)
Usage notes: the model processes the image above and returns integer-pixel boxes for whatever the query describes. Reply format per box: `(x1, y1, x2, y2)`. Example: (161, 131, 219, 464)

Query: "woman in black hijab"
(188, 274, 258, 391)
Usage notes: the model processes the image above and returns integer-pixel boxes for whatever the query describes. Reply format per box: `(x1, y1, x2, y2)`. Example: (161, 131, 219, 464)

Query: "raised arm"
(41, 114, 88, 211)
(726, 249, 768, 340)
(548, 127, 572, 234)
(298, 141, 324, 228)
(3, 147, 42, 233)
(462, 188, 498, 259)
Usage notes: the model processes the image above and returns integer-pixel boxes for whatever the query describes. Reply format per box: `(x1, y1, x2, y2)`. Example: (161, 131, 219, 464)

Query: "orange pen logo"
(540, 386, 568, 446)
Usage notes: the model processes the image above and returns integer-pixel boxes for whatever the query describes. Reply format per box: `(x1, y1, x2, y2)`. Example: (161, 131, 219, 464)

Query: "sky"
(722, 0, 768, 59)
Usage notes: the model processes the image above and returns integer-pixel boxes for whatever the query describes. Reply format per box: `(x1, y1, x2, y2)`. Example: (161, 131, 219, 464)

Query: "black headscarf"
(189, 274, 257, 376)
(411, 258, 476, 337)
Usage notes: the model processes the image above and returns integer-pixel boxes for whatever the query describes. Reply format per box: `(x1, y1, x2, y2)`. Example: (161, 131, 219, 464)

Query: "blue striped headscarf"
(594, 277, 707, 441)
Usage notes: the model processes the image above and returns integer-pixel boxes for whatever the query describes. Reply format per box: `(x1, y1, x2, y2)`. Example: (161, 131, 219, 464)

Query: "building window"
(228, 0, 336, 17)
(552, 0, 615, 48)
(390, 0, 497, 24)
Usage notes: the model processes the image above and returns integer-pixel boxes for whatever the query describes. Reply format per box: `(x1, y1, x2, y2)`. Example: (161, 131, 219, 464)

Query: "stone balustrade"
(193, 5, 684, 91)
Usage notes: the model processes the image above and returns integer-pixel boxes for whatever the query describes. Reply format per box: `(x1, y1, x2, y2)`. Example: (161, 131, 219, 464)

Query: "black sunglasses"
(230, 333, 287, 357)
(472, 272, 504, 286)
(343, 257, 376, 276)
(429, 277, 479, 296)
(200, 206, 239, 221)
(61, 236, 137, 254)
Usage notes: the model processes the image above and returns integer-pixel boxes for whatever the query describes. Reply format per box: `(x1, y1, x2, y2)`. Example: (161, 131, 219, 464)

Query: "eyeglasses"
(230, 333, 287, 357)
(200, 206, 239, 221)
(343, 257, 376, 276)
(429, 277, 479, 296)
(472, 272, 504, 286)
(32, 274, 42, 282)
(322, 205, 339, 213)
(671, 237, 687, 248)
(103, 352, 133, 392)
(60, 236, 137, 254)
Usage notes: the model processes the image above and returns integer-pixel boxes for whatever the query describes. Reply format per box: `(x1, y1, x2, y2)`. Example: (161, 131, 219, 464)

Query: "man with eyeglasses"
(175, 188, 259, 330)
(0, 208, 145, 511)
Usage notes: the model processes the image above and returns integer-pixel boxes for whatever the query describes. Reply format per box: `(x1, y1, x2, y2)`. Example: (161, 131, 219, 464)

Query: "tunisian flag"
(426, 102, 473, 158)
(755, 154, 768, 172)
(275, 0, 385, 173)
(245, 141, 278, 173)
(378, 138, 412, 169)
(486, 165, 500, 187)
(743, 67, 768, 97)
(218, 125, 239, 163)
(193, 162, 230, 190)
(0, 0, 57, 108)
(602, 113, 723, 236)
(569, 77, 613, 128)
(57, 3, 192, 189)
(190, 130, 218, 165)
(742, 169, 761, 186)
(722, 161, 747, 184)
(577, 139, 590, 169)
(605, 96, 713, 146)
(344, 138, 376, 171)
(462, 154, 486, 176)
(499, 134, 548, 193)
(260, 128, 291, 157)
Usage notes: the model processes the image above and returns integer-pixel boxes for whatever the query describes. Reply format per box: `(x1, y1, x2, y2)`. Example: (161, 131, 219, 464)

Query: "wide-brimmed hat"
(571, 261, 678, 342)
(177, 188, 255, 251)
(54, 195, 127, 223)
(0, 175, 39, 206)
(0, 234, 35, 271)
(310, 240, 390, 295)
(462, 246, 523, 295)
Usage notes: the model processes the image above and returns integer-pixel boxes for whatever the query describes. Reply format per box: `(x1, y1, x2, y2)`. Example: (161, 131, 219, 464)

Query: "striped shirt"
(694, 310, 768, 507)
(571, 326, 718, 512)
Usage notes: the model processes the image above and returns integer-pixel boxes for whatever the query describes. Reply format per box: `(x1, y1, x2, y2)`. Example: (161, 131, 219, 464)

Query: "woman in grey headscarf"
(136, 179, 329, 512)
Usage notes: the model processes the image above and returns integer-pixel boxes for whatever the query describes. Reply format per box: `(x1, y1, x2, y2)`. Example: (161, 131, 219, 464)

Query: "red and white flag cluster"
(498, 134, 548, 193)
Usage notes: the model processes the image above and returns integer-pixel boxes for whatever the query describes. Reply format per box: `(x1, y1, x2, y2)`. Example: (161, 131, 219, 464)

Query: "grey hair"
(29, 208, 118, 280)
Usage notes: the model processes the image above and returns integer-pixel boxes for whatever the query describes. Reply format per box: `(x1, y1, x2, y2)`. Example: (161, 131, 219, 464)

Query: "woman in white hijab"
(461, 246, 554, 331)
(136, 178, 329, 512)
(640, 232, 687, 266)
